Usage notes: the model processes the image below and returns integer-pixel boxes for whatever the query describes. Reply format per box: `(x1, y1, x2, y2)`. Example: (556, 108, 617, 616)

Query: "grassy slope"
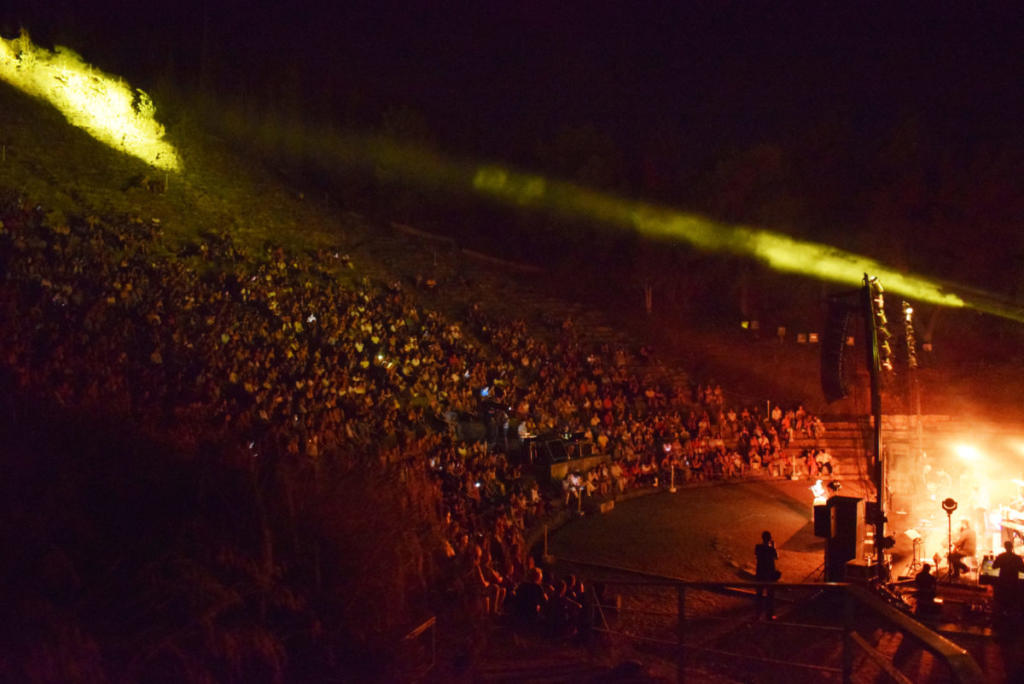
(0, 82, 368, 264)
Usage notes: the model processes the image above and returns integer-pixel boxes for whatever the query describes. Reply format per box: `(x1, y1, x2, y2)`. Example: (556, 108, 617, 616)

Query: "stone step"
(820, 438, 870, 446)
(796, 431, 865, 440)
(476, 657, 621, 683)
(786, 446, 864, 458)
(825, 421, 870, 429)
(821, 441, 868, 450)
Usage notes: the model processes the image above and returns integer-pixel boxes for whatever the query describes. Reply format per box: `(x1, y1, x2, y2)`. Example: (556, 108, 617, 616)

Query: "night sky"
(7, 3, 1024, 155)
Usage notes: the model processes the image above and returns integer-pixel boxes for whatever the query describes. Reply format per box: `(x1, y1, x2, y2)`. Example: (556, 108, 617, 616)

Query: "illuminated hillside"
(0, 31, 180, 172)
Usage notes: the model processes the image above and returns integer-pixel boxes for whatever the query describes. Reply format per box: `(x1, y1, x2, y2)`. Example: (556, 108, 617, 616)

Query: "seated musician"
(948, 519, 977, 579)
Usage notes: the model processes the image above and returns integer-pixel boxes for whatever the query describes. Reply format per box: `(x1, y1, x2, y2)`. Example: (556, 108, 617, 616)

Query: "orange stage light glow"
(888, 428, 1024, 576)
(952, 443, 982, 462)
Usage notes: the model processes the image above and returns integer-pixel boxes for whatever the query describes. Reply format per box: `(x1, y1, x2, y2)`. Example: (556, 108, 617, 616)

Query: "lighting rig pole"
(863, 275, 891, 576)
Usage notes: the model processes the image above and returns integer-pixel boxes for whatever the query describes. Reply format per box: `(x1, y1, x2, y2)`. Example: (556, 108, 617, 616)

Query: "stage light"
(874, 309, 888, 328)
(866, 276, 895, 371)
(953, 444, 981, 462)
(0, 31, 181, 171)
(988, 510, 1002, 530)
(902, 300, 918, 369)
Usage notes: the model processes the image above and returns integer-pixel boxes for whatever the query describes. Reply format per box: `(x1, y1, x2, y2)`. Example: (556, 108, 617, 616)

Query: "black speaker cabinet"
(813, 504, 829, 538)
(820, 299, 853, 402)
(845, 559, 883, 582)
(825, 496, 865, 581)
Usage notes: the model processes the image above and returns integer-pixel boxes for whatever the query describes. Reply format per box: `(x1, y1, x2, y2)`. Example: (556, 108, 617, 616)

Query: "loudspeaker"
(845, 559, 882, 582)
(813, 504, 829, 538)
(546, 440, 569, 463)
(825, 496, 864, 581)
(821, 299, 852, 402)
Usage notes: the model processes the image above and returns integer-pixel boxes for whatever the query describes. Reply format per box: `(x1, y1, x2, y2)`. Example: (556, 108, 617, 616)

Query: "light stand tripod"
(904, 529, 922, 577)
(909, 538, 922, 575)
(942, 497, 958, 583)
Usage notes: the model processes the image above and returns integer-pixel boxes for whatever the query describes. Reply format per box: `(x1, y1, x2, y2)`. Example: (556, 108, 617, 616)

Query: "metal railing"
(397, 615, 436, 681)
(574, 576, 983, 684)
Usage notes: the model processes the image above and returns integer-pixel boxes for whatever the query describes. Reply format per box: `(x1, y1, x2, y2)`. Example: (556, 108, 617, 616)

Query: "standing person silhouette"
(914, 563, 938, 615)
(755, 530, 780, 620)
(992, 540, 1024, 618)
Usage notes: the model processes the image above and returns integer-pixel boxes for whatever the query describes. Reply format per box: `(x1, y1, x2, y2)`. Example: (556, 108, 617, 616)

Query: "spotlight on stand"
(942, 498, 958, 583)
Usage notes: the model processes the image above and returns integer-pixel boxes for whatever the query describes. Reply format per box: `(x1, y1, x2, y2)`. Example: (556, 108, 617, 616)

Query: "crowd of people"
(0, 196, 830, 626)
(547, 399, 831, 502)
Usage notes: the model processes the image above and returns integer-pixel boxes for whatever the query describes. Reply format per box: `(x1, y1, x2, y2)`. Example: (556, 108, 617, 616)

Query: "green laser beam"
(210, 103, 1024, 323)
(472, 165, 973, 312)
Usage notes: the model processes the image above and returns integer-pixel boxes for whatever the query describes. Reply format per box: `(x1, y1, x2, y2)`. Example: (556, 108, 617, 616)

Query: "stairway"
(782, 418, 872, 488)
(818, 418, 873, 484)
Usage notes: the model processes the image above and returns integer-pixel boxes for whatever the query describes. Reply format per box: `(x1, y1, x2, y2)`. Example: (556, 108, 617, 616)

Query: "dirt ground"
(542, 479, 1018, 683)
(549, 479, 863, 585)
